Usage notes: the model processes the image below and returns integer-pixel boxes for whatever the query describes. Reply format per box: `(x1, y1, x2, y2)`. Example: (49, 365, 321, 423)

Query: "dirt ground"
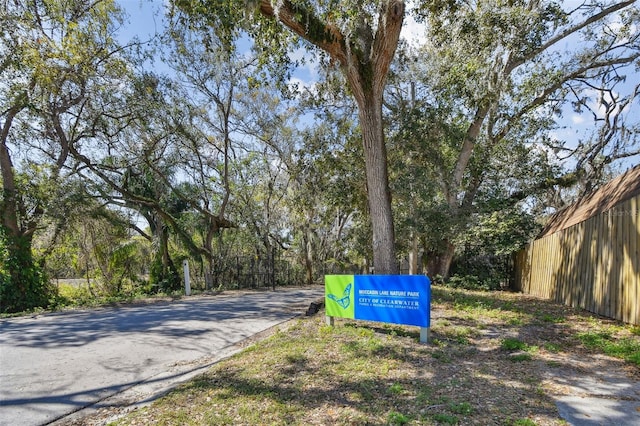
(54, 287, 640, 425)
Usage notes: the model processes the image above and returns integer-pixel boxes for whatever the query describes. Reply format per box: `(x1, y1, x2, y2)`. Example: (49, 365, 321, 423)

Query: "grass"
(103, 286, 640, 426)
(578, 329, 640, 364)
(54, 281, 191, 306)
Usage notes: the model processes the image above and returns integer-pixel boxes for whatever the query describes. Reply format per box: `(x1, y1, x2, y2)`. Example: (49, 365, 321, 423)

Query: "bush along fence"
(515, 193, 640, 325)
(449, 247, 515, 290)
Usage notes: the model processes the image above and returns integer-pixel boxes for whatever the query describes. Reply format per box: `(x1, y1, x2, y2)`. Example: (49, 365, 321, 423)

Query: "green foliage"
(388, 1, 639, 278)
(464, 210, 539, 257)
(578, 331, 640, 366)
(387, 411, 410, 425)
(171, 0, 299, 93)
(52, 283, 95, 308)
(1, 0, 135, 311)
(445, 274, 502, 291)
(449, 401, 474, 415)
(501, 338, 528, 351)
(432, 413, 459, 424)
(0, 229, 52, 313)
(149, 253, 181, 293)
(500, 338, 538, 361)
(449, 209, 538, 289)
(388, 383, 404, 395)
(513, 418, 537, 426)
(509, 353, 533, 362)
(539, 314, 565, 324)
(543, 343, 561, 353)
(50, 279, 162, 310)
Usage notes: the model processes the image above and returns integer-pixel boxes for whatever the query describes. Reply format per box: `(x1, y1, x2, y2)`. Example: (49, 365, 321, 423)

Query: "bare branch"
(506, 0, 637, 72)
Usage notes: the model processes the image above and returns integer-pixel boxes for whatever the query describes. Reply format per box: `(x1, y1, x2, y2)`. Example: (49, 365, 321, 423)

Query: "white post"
(183, 260, 191, 296)
(326, 316, 334, 326)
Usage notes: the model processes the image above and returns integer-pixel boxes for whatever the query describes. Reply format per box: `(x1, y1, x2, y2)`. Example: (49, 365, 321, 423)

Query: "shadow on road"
(0, 290, 316, 349)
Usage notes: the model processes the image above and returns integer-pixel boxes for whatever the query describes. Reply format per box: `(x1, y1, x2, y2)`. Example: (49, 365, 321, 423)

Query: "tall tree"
(0, 0, 130, 311)
(175, 0, 405, 273)
(161, 19, 254, 279)
(405, 0, 640, 277)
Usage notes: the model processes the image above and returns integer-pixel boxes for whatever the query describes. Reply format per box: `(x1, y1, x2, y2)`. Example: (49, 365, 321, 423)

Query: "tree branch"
(506, 0, 637, 73)
(372, 0, 405, 93)
(496, 53, 640, 144)
(258, 0, 346, 63)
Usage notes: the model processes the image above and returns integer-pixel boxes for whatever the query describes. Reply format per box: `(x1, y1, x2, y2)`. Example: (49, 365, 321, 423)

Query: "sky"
(117, 0, 427, 85)
(116, 0, 639, 174)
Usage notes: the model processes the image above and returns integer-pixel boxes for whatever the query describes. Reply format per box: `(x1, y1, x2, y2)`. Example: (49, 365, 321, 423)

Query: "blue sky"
(116, 0, 639, 173)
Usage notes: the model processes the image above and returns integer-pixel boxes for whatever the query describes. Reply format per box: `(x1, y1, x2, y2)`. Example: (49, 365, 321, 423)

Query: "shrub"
(445, 274, 501, 291)
(0, 230, 52, 313)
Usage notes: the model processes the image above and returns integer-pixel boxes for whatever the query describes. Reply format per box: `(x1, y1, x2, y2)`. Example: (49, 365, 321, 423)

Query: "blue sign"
(325, 275, 431, 327)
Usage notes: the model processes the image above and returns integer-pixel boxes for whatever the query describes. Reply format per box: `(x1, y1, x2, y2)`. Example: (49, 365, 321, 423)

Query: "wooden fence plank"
(578, 219, 589, 309)
(629, 198, 636, 324)
(613, 207, 622, 321)
(606, 209, 615, 320)
(593, 211, 603, 316)
(621, 200, 631, 323)
(621, 204, 628, 322)
(516, 194, 640, 325)
(587, 217, 596, 314)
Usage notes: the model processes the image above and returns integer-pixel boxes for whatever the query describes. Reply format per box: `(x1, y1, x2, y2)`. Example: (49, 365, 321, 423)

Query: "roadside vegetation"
(0, 279, 183, 318)
(3, 1, 639, 314)
(100, 286, 640, 426)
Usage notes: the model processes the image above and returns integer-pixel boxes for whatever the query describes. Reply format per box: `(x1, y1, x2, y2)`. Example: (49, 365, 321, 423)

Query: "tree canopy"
(1, 0, 639, 311)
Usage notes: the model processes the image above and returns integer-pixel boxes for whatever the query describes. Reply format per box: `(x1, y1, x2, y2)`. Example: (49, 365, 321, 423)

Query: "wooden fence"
(514, 194, 640, 324)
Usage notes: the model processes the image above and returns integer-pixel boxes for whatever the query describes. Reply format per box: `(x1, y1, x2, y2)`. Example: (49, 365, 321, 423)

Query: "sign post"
(420, 327, 429, 344)
(183, 260, 191, 296)
(325, 275, 431, 343)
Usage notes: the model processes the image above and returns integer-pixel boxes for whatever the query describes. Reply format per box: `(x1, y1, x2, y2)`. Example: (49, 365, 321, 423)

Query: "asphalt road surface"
(0, 287, 324, 426)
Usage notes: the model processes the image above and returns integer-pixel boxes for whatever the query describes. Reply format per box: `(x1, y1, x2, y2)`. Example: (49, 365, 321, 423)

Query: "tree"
(402, 0, 640, 277)
(285, 113, 366, 282)
(175, 0, 405, 273)
(562, 71, 640, 194)
(160, 19, 254, 282)
(0, 0, 130, 311)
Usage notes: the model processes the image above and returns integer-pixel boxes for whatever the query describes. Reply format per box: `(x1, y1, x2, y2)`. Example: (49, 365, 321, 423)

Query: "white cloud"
(571, 114, 585, 124)
(289, 46, 321, 83)
(287, 76, 316, 94)
(401, 12, 425, 48)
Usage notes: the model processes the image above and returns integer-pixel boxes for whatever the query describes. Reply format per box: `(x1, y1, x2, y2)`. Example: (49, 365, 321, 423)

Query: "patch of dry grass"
(107, 286, 640, 426)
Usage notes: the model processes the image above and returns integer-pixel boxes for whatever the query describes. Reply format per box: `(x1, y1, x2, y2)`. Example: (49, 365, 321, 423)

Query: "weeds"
(578, 330, 640, 365)
(103, 286, 640, 426)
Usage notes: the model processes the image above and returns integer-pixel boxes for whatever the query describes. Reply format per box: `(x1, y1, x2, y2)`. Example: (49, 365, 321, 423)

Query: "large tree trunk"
(258, 0, 404, 274)
(302, 230, 314, 285)
(408, 234, 419, 275)
(355, 92, 397, 274)
(1, 108, 21, 237)
(0, 100, 50, 312)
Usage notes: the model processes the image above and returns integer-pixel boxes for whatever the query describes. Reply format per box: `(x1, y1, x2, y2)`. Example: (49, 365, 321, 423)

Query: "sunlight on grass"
(106, 286, 640, 426)
(578, 330, 640, 366)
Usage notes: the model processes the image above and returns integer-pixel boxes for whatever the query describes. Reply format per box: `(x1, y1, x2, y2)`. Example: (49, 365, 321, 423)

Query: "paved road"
(553, 368, 640, 426)
(0, 287, 323, 426)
